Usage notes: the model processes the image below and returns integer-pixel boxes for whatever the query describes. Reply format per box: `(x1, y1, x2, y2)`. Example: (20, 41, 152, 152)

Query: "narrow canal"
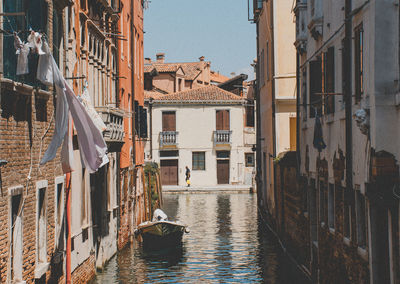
(93, 193, 310, 283)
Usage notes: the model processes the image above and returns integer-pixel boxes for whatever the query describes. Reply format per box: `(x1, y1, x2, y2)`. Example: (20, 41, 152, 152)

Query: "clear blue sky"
(144, 0, 256, 80)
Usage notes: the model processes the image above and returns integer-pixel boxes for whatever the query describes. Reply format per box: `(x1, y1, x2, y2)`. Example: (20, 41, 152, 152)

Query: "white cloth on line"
(78, 87, 107, 132)
(37, 41, 53, 86)
(16, 43, 29, 75)
(64, 82, 107, 173)
(61, 113, 74, 173)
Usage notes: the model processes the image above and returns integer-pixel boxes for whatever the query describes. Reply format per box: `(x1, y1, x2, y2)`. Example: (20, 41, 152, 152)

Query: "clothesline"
(12, 28, 109, 174)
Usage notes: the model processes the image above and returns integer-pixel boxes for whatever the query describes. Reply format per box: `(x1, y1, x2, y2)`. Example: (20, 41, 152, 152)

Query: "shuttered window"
(162, 111, 176, 131)
(309, 58, 322, 118)
(140, 107, 147, 138)
(216, 110, 230, 130)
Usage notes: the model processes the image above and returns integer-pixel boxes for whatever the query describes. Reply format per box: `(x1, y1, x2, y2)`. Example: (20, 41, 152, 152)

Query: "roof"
(218, 73, 249, 89)
(144, 61, 208, 80)
(210, 71, 229, 84)
(144, 90, 166, 100)
(153, 85, 244, 104)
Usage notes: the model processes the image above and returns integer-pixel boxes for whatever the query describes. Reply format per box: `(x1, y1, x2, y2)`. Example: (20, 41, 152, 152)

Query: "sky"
(143, 0, 256, 80)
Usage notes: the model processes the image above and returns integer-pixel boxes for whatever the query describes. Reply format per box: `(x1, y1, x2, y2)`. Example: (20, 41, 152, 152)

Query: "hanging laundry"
(36, 41, 53, 86)
(61, 113, 74, 173)
(14, 33, 29, 75)
(27, 31, 45, 55)
(78, 86, 107, 132)
(313, 114, 326, 152)
(64, 82, 108, 173)
(35, 32, 108, 173)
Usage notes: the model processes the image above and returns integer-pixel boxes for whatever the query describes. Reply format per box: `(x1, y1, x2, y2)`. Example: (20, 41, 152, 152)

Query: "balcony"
(95, 106, 125, 149)
(214, 130, 232, 145)
(294, 1, 308, 54)
(160, 131, 179, 148)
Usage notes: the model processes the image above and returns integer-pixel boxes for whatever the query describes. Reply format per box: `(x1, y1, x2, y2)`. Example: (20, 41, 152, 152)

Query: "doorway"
(160, 159, 178, 185)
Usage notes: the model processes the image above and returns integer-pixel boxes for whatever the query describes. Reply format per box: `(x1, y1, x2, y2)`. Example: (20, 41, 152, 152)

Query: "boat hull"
(137, 221, 186, 250)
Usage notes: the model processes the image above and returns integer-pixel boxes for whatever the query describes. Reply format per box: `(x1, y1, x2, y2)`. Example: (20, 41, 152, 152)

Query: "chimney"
(145, 57, 152, 64)
(156, 53, 165, 63)
(199, 56, 205, 61)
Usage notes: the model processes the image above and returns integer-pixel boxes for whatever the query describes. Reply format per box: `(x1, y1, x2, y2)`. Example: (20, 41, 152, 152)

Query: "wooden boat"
(135, 209, 189, 249)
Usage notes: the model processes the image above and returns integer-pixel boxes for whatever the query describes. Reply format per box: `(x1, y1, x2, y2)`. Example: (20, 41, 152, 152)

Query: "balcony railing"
(96, 106, 125, 144)
(214, 130, 232, 145)
(160, 131, 179, 147)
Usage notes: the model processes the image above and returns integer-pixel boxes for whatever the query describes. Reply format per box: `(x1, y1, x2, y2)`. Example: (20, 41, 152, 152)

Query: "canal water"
(93, 193, 310, 283)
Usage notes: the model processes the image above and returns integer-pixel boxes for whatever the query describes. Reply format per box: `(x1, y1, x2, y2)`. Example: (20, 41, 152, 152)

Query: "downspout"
(344, 0, 353, 198)
(65, 172, 71, 284)
(296, 51, 301, 178)
(149, 98, 153, 159)
(255, 18, 263, 209)
(131, 0, 136, 168)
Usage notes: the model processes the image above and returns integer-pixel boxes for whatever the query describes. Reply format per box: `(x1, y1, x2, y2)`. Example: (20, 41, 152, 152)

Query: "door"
(160, 160, 178, 185)
(290, 117, 297, 151)
(216, 110, 230, 130)
(217, 160, 230, 184)
(162, 111, 176, 131)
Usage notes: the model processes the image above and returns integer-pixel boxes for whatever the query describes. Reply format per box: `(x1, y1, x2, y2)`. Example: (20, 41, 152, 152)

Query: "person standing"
(185, 166, 191, 187)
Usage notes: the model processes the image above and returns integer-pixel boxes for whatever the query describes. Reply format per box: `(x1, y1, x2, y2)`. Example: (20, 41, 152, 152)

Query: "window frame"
(245, 153, 255, 167)
(354, 23, 364, 103)
(192, 152, 206, 171)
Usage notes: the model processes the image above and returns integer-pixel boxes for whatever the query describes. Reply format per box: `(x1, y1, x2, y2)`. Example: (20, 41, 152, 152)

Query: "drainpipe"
(255, 19, 263, 209)
(149, 98, 153, 159)
(296, 51, 301, 178)
(344, 0, 353, 197)
(65, 172, 71, 284)
(131, 0, 136, 168)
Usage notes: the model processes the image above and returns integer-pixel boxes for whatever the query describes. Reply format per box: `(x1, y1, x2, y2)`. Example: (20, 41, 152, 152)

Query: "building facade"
(0, 0, 147, 283)
(253, 0, 297, 218)
(145, 86, 256, 188)
(252, 0, 400, 283)
(294, 0, 400, 282)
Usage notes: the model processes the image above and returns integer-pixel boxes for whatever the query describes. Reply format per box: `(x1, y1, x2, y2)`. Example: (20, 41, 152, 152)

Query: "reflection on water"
(93, 193, 309, 283)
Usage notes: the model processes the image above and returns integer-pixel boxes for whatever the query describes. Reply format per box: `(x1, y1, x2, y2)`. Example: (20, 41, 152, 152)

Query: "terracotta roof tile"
(154, 85, 243, 103)
(144, 61, 208, 80)
(210, 71, 229, 84)
(144, 90, 165, 100)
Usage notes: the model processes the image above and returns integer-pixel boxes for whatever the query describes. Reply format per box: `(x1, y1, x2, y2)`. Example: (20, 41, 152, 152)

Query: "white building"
(145, 85, 256, 187)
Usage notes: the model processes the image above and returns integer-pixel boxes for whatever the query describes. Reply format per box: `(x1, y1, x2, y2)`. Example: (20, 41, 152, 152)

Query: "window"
(289, 117, 296, 151)
(216, 110, 230, 130)
(322, 47, 335, 114)
(36, 180, 48, 267)
(9, 186, 23, 282)
(319, 180, 326, 225)
(344, 195, 352, 240)
(3, 0, 48, 84)
(309, 58, 322, 117)
(192, 152, 205, 170)
(245, 153, 255, 167)
(328, 183, 335, 230)
(302, 69, 307, 120)
(139, 107, 148, 138)
(55, 177, 64, 249)
(245, 101, 255, 127)
(356, 190, 367, 248)
(159, 150, 179, 157)
(134, 101, 139, 135)
(162, 111, 176, 131)
(310, 179, 318, 242)
(217, 151, 230, 159)
(354, 24, 364, 103)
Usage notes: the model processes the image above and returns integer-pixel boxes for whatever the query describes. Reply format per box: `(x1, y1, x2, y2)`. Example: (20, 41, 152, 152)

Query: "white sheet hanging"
(37, 41, 53, 86)
(79, 87, 107, 132)
(16, 43, 29, 75)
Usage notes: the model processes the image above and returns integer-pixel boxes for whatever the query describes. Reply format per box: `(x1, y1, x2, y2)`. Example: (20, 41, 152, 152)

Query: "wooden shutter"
(162, 112, 176, 131)
(216, 110, 229, 130)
